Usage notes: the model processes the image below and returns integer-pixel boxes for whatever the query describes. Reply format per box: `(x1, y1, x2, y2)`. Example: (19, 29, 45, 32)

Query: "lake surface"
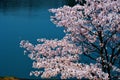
(0, 0, 68, 78)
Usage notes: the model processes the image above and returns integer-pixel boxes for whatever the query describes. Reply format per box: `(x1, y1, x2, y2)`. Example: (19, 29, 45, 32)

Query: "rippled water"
(0, 0, 68, 78)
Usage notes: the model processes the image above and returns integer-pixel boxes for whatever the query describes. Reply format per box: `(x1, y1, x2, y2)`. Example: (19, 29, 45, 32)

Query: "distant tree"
(20, 0, 120, 79)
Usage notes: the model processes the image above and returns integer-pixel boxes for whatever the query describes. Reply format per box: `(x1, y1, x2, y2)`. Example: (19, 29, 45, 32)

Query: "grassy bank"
(0, 76, 30, 80)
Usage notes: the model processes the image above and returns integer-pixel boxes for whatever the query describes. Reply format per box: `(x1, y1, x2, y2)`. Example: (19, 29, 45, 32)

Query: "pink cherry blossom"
(20, 0, 120, 79)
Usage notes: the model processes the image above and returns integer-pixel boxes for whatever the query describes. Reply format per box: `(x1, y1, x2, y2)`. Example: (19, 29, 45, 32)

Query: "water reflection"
(0, 0, 76, 11)
(0, 0, 65, 14)
(0, 0, 66, 78)
(0, 0, 76, 78)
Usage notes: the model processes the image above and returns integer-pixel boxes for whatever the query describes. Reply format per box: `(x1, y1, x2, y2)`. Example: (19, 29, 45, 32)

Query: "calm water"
(0, 0, 67, 78)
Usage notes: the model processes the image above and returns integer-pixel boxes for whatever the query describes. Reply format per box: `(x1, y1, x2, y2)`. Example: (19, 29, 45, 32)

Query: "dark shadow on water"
(0, 0, 77, 16)
(0, 0, 66, 14)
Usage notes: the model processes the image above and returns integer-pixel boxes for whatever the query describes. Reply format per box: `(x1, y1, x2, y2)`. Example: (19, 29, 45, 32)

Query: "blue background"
(0, 0, 67, 78)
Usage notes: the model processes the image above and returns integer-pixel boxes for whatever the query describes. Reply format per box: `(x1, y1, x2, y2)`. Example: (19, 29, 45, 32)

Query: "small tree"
(20, 0, 120, 79)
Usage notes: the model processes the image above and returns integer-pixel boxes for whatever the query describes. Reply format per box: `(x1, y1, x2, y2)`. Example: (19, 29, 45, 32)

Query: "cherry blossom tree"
(20, 0, 120, 79)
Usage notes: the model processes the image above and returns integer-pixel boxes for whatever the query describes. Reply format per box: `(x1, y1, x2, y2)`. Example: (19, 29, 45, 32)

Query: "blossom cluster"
(30, 61, 109, 79)
(20, 38, 81, 59)
(50, 0, 120, 44)
(20, 37, 108, 79)
(20, 0, 120, 79)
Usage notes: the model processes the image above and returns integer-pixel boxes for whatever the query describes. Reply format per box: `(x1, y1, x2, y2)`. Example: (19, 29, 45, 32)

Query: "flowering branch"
(20, 0, 120, 79)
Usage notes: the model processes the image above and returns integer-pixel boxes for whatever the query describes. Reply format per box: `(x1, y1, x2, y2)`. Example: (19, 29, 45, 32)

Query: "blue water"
(0, 0, 66, 78)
